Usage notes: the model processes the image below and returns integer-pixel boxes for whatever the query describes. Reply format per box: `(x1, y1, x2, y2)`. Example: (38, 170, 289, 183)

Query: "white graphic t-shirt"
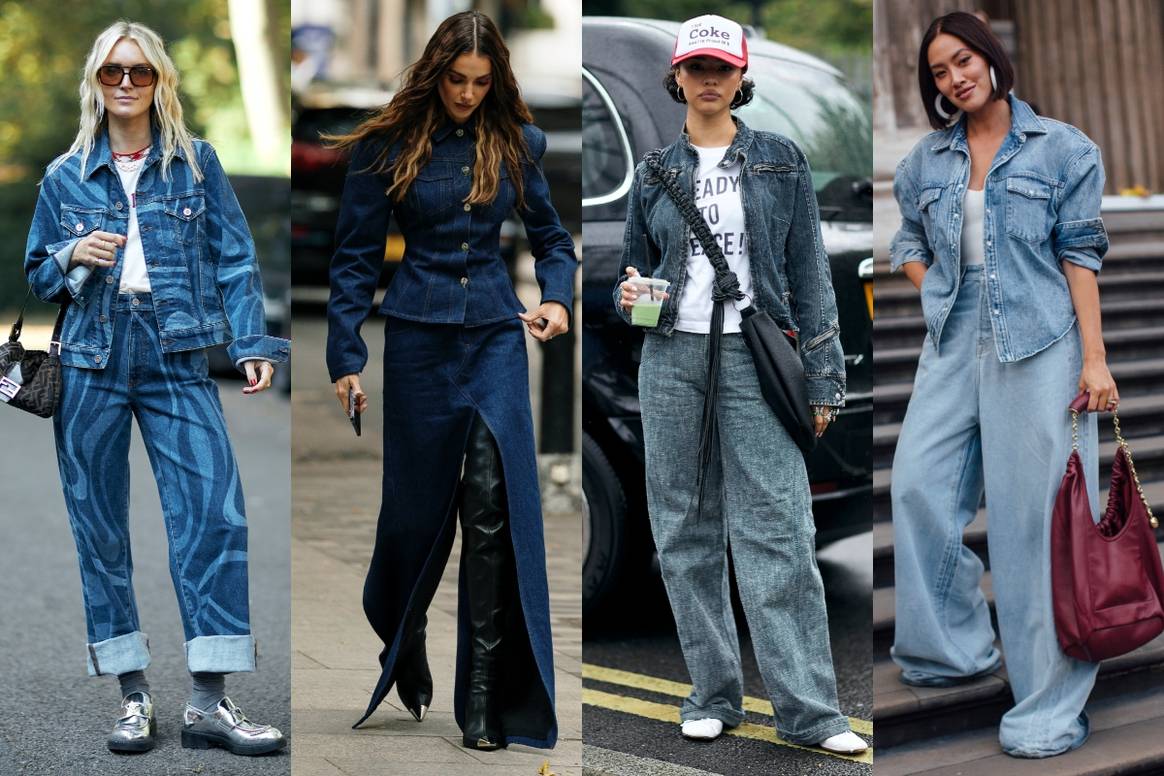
(675, 145, 753, 334)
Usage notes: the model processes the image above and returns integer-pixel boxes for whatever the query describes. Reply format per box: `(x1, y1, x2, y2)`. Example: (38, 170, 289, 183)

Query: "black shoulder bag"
(643, 151, 815, 513)
(0, 288, 65, 418)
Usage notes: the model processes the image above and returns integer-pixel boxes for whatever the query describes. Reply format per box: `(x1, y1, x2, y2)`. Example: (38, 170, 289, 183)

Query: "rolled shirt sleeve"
(1052, 144, 1108, 273)
(889, 154, 934, 273)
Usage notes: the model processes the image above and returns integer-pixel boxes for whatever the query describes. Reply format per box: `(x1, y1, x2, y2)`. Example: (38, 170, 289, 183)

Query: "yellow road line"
(584, 688, 873, 765)
(582, 663, 874, 737)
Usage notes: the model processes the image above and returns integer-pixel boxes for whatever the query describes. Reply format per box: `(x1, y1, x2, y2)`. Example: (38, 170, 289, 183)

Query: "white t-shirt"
(675, 145, 753, 334)
(960, 188, 985, 266)
(115, 151, 150, 293)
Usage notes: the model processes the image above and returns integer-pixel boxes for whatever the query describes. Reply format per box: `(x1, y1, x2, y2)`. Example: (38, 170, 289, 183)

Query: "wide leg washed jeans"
(638, 331, 851, 745)
(891, 266, 1100, 757)
(53, 293, 255, 677)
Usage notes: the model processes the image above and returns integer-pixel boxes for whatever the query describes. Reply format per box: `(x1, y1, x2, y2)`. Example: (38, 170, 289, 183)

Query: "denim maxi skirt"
(354, 315, 557, 749)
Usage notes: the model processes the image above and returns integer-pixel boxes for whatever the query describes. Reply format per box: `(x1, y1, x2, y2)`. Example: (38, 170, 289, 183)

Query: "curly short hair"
(663, 67, 754, 109)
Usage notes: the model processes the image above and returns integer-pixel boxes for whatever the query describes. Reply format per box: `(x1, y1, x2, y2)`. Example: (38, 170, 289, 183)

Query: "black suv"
(581, 17, 873, 614)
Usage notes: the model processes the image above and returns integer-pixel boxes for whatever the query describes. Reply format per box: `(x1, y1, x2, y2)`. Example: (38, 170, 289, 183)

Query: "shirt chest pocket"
(407, 163, 457, 216)
(1005, 177, 1054, 244)
(162, 193, 207, 247)
(747, 163, 796, 225)
(916, 185, 944, 248)
(60, 205, 107, 242)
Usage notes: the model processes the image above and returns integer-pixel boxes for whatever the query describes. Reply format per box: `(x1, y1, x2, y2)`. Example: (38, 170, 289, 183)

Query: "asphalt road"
(0, 373, 291, 776)
(582, 532, 873, 776)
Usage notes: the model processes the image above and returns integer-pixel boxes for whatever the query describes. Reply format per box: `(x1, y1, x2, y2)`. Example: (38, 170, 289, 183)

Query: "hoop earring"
(677, 88, 687, 104)
(933, 93, 963, 127)
(989, 65, 998, 93)
(733, 89, 743, 107)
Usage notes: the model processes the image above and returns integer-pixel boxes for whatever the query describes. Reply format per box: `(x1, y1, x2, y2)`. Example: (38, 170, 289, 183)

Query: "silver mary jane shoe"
(108, 692, 156, 753)
(180, 697, 286, 756)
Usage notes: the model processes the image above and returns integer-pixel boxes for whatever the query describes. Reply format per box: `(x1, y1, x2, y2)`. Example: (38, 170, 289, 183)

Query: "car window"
(582, 70, 632, 206)
(735, 56, 871, 221)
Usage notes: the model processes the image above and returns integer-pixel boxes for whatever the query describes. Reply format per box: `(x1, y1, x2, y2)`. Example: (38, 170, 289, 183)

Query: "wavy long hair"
(52, 21, 200, 181)
(329, 10, 534, 209)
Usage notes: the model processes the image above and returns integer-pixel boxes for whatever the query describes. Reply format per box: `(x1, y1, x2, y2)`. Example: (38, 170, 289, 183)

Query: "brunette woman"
(890, 12, 1113, 757)
(23, 21, 288, 756)
(325, 10, 576, 751)
(613, 14, 866, 755)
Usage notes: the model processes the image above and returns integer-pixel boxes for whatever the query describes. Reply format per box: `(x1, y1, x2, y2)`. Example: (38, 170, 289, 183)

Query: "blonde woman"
(24, 21, 288, 755)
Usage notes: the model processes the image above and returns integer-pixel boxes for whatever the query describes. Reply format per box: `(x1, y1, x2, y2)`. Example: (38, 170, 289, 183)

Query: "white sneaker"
(819, 730, 867, 754)
(680, 718, 724, 740)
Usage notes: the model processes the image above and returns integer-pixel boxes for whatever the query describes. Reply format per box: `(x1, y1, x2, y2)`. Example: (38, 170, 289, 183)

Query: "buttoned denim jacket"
(613, 118, 846, 407)
(24, 128, 290, 370)
(326, 121, 577, 382)
(890, 95, 1108, 361)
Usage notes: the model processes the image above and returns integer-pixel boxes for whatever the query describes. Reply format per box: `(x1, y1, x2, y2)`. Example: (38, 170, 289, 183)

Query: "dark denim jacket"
(614, 118, 846, 407)
(326, 121, 577, 381)
(890, 95, 1108, 361)
(24, 128, 289, 370)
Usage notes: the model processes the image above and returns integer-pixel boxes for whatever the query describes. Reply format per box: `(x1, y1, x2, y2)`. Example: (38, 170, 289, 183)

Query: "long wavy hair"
(51, 21, 201, 181)
(329, 11, 534, 209)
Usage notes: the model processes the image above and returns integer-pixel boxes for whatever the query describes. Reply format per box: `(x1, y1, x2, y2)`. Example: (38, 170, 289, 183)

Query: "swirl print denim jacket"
(614, 117, 846, 407)
(24, 128, 289, 370)
(326, 121, 578, 381)
(890, 95, 1108, 361)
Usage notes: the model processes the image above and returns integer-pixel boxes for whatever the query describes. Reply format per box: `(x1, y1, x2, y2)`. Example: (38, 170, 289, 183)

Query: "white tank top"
(960, 188, 985, 267)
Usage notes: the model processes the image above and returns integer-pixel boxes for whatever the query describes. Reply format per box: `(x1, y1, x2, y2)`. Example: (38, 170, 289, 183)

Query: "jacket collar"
(432, 116, 477, 143)
(677, 115, 755, 164)
(83, 122, 186, 179)
(931, 93, 1047, 153)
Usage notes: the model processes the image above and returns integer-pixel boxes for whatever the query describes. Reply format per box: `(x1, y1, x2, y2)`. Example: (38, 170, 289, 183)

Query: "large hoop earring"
(677, 89, 687, 104)
(732, 89, 743, 107)
(934, 93, 963, 127)
(989, 65, 998, 93)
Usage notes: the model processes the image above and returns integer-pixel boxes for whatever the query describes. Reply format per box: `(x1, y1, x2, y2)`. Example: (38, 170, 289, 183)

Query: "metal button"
(99, 314, 107, 323)
(460, 242, 469, 251)
(463, 204, 471, 212)
(94, 355, 102, 363)
(75, 222, 84, 231)
(115, 202, 123, 210)
(986, 240, 992, 247)
(460, 277, 469, 287)
(183, 207, 192, 216)
(993, 309, 1000, 315)
(132, 297, 140, 306)
(105, 276, 113, 284)
(462, 166, 470, 175)
(990, 273, 997, 280)
(456, 129, 464, 137)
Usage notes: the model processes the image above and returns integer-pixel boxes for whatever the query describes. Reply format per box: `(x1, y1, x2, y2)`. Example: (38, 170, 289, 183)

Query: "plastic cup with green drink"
(626, 277, 671, 327)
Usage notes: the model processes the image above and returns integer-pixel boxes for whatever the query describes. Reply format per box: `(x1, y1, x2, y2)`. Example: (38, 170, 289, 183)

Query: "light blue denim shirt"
(24, 126, 289, 370)
(890, 95, 1108, 362)
(613, 117, 846, 407)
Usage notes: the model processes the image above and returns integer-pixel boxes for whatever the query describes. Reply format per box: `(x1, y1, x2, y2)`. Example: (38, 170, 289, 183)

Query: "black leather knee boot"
(394, 611, 433, 721)
(460, 416, 509, 750)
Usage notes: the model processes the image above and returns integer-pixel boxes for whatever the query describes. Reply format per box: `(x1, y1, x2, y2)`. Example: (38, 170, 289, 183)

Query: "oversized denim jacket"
(326, 121, 578, 382)
(24, 128, 289, 370)
(613, 118, 846, 407)
(890, 95, 1108, 362)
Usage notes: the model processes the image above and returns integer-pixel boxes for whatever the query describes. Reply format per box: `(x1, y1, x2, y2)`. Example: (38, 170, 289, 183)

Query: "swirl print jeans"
(53, 293, 254, 676)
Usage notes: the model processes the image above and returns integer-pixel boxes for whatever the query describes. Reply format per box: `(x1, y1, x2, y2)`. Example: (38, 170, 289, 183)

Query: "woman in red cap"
(614, 13, 866, 756)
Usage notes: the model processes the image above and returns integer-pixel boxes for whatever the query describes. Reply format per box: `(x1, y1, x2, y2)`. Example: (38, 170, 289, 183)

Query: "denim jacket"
(890, 95, 1108, 362)
(326, 121, 578, 381)
(613, 118, 846, 407)
(24, 128, 289, 370)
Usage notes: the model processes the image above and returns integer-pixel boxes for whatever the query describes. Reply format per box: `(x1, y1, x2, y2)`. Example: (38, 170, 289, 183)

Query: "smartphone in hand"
(348, 386, 361, 436)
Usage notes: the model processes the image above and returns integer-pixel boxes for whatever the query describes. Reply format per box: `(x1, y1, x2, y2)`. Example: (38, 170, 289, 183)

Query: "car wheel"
(582, 432, 627, 617)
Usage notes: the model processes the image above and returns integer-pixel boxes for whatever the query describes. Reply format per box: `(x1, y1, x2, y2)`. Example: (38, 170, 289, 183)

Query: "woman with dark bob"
(613, 13, 866, 754)
(325, 10, 576, 751)
(890, 12, 1113, 757)
(24, 21, 288, 756)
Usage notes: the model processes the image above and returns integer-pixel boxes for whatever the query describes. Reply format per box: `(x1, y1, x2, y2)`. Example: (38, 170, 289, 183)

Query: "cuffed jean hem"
(185, 634, 256, 673)
(1001, 712, 1090, 759)
(86, 631, 150, 677)
(779, 717, 853, 746)
(678, 704, 745, 729)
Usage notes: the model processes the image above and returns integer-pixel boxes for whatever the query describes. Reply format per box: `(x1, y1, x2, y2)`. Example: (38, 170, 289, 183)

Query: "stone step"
(872, 358, 1164, 426)
(875, 326, 1164, 384)
(872, 436, 1164, 523)
(875, 683, 1164, 773)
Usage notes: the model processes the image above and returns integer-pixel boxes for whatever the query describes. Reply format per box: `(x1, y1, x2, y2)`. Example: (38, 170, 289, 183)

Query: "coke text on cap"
(671, 14, 748, 69)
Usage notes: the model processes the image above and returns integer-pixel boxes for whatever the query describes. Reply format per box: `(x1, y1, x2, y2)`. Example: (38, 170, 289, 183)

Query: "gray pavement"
(289, 312, 583, 776)
(0, 349, 291, 776)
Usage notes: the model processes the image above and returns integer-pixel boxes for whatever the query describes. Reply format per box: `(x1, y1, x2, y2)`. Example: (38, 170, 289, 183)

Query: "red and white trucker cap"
(671, 14, 748, 69)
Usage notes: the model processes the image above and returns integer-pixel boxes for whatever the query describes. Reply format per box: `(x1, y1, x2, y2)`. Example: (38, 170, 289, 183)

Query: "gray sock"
(190, 672, 227, 711)
(117, 670, 150, 700)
